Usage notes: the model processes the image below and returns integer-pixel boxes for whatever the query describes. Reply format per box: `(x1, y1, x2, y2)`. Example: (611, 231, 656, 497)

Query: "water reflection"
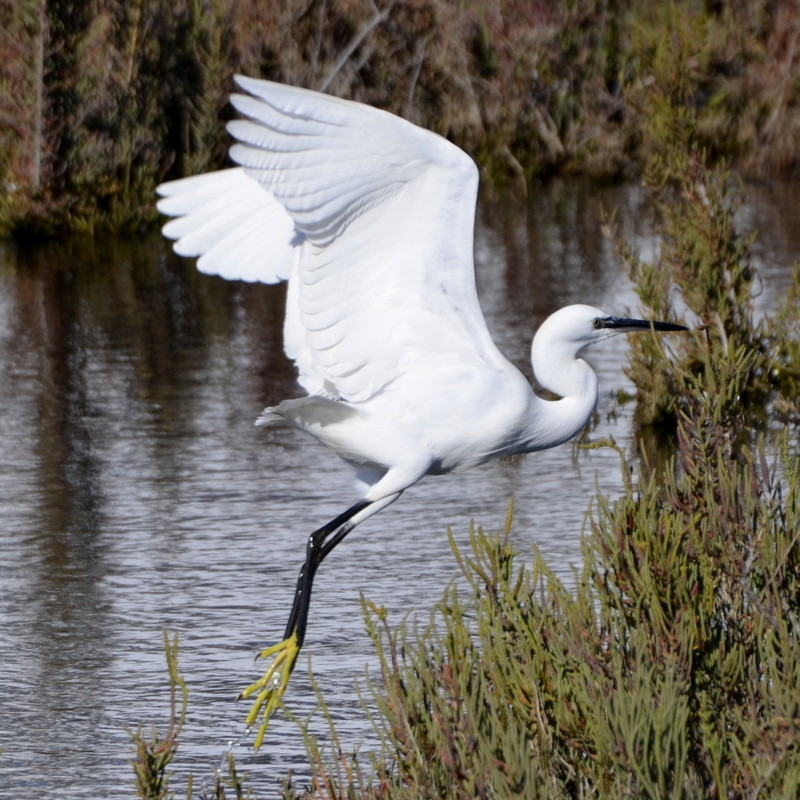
(0, 179, 796, 797)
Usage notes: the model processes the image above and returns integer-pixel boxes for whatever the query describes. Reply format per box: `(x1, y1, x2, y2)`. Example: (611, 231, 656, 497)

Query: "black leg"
(241, 495, 398, 748)
(283, 499, 370, 647)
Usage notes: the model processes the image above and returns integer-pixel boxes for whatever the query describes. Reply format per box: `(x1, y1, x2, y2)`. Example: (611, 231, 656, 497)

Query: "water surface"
(0, 179, 797, 797)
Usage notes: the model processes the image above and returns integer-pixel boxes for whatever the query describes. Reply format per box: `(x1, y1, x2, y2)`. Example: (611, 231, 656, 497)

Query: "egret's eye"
(592, 317, 602, 329)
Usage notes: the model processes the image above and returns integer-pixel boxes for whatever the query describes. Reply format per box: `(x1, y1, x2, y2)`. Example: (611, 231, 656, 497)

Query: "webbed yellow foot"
(239, 631, 300, 748)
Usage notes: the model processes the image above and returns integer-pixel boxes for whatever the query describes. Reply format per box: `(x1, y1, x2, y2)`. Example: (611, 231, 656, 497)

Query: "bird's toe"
(239, 632, 301, 748)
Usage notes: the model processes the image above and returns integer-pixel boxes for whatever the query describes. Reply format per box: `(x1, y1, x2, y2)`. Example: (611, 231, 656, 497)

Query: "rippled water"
(1, 180, 798, 797)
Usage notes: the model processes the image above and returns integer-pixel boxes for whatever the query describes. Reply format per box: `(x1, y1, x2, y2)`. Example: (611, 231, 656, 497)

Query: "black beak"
(597, 316, 688, 333)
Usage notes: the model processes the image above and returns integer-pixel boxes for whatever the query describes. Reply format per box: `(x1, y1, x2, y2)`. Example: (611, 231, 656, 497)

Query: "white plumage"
(156, 76, 685, 747)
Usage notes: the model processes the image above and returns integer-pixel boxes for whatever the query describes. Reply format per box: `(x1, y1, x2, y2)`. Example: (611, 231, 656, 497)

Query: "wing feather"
(158, 77, 507, 402)
(157, 168, 296, 283)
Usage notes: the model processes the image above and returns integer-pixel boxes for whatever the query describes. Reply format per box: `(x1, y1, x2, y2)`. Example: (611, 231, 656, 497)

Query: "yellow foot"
(238, 631, 300, 748)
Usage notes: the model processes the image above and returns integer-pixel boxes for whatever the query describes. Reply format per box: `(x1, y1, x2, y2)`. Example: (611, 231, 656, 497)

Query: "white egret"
(156, 76, 686, 747)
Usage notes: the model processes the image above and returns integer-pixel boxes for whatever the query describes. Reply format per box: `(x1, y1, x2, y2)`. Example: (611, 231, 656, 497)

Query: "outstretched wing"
(158, 76, 506, 402)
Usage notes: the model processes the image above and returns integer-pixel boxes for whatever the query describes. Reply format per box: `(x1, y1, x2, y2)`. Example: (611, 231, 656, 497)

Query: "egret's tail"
(256, 396, 360, 429)
(255, 406, 289, 427)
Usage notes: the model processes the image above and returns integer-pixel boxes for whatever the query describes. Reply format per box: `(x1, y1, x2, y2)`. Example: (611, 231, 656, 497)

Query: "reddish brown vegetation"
(1, 0, 799, 235)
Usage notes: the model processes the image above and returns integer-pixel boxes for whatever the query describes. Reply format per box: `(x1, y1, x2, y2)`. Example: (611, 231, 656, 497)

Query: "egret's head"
(530, 304, 688, 394)
(534, 304, 687, 354)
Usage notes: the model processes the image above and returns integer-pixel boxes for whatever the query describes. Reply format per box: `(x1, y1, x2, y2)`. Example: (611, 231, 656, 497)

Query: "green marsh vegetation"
(130, 632, 190, 800)
(2, 0, 800, 235)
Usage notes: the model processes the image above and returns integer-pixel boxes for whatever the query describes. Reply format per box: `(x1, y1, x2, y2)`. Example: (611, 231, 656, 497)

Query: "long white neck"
(522, 326, 599, 452)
